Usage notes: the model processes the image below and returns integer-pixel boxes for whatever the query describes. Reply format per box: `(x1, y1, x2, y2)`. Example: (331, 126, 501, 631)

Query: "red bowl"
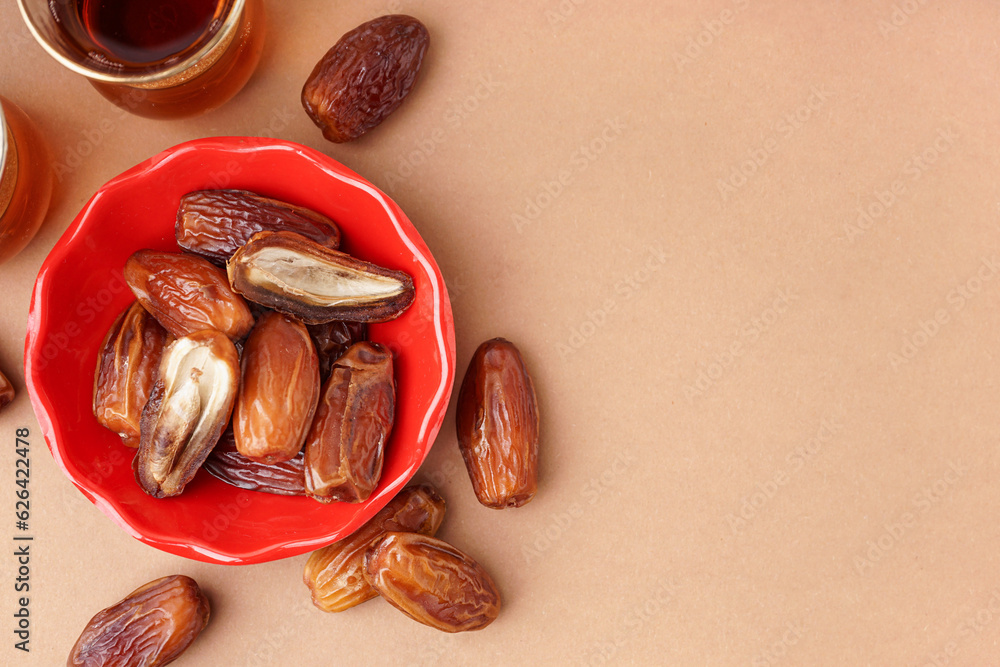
(24, 137, 455, 564)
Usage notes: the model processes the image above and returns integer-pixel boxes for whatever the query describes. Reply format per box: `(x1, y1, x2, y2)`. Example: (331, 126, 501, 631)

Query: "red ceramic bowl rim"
(23, 136, 455, 564)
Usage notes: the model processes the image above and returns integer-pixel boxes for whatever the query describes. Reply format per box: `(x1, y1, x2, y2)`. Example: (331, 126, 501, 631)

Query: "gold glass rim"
(15, 0, 246, 85)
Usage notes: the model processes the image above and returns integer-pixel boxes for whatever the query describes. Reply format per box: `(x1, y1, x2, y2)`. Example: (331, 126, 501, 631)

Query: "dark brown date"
(304, 342, 394, 503)
(227, 231, 415, 324)
(125, 250, 254, 340)
(302, 15, 430, 143)
(363, 532, 501, 632)
(93, 302, 170, 448)
(203, 430, 306, 496)
(135, 331, 240, 498)
(176, 190, 341, 264)
(68, 575, 210, 667)
(304, 484, 446, 612)
(234, 311, 320, 463)
(456, 338, 539, 509)
(307, 320, 367, 381)
(0, 368, 14, 412)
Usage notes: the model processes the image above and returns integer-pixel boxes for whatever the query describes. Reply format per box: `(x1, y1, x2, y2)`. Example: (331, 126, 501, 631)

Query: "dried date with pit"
(135, 331, 240, 498)
(304, 342, 395, 503)
(203, 430, 306, 496)
(456, 338, 539, 509)
(363, 532, 501, 632)
(227, 231, 415, 324)
(93, 301, 170, 447)
(68, 574, 210, 667)
(176, 190, 341, 264)
(304, 484, 445, 612)
(302, 15, 430, 143)
(125, 250, 254, 340)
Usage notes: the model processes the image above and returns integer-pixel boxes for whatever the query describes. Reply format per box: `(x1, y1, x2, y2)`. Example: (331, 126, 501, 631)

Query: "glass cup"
(0, 96, 53, 265)
(16, 0, 266, 120)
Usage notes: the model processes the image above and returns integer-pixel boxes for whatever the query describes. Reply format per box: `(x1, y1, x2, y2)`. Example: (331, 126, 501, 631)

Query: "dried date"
(68, 574, 210, 667)
(135, 331, 240, 498)
(304, 484, 445, 612)
(203, 430, 306, 496)
(125, 250, 254, 340)
(307, 320, 367, 381)
(456, 338, 539, 508)
(302, 15, 430, 143)
(176, 190, 341, 264)
(0, 368, 13, 412)
(304, 342, 394, 503)
(363, 532, 501, 632)
(93, 302, 170, 447)
(234, 311, 320, 463)
(227, 231, 415, 324)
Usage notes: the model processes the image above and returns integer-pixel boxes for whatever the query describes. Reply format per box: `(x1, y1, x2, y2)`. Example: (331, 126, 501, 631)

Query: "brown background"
(2, 0, 1000, 664)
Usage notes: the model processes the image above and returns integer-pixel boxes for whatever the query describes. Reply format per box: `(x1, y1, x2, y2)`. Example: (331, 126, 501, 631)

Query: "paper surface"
(2, 1, 1000, 664)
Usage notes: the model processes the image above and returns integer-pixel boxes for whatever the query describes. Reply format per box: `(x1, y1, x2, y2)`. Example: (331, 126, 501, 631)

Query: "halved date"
(304, 484, 445, 612)
(125, 250, 254, 340)
(302, 15, 430, 143)
(234, 311, 320, 463)
(457, 338, 539, 509)
(93, 302, 170, 447)
(203, 430, 306, 496)
(176, 190, 341, 264)
(227, 231, 415, 324)
(308, 320, 367, 381)
(363, 532, 501, 632)
(304, 342, 394, 503)
(68, 574, 210, 667)
(135, 330, 240, 498)
(0, 368, 13, 412)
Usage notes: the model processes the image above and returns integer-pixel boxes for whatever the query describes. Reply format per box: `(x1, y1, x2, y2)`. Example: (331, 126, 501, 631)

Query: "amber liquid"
(81, 0, 221, 64)
(0, 98, 53, 265)
(54, 0, 266, 119)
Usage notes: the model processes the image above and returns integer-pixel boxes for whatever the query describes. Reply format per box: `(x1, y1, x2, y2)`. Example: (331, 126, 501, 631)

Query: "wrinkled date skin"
(234, 311, 320, 463)
(227, 231, 415, 324)
(176, 190, 341, 264)
(304, 484, 446, 612)
(308, 320, 368, 381)
(457, 338, 540, 509)
(0, 368, 14, 412)
(135, 331, 240, 498)
(363, 532, 501, 632)
(305, 342, 395, 503)
(93, 302, 171, 447)
(302, 14, 430, 143)
(203, 430, 306, 496)
(125, 250, 255, 341)
(67, 574, 210, 667)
